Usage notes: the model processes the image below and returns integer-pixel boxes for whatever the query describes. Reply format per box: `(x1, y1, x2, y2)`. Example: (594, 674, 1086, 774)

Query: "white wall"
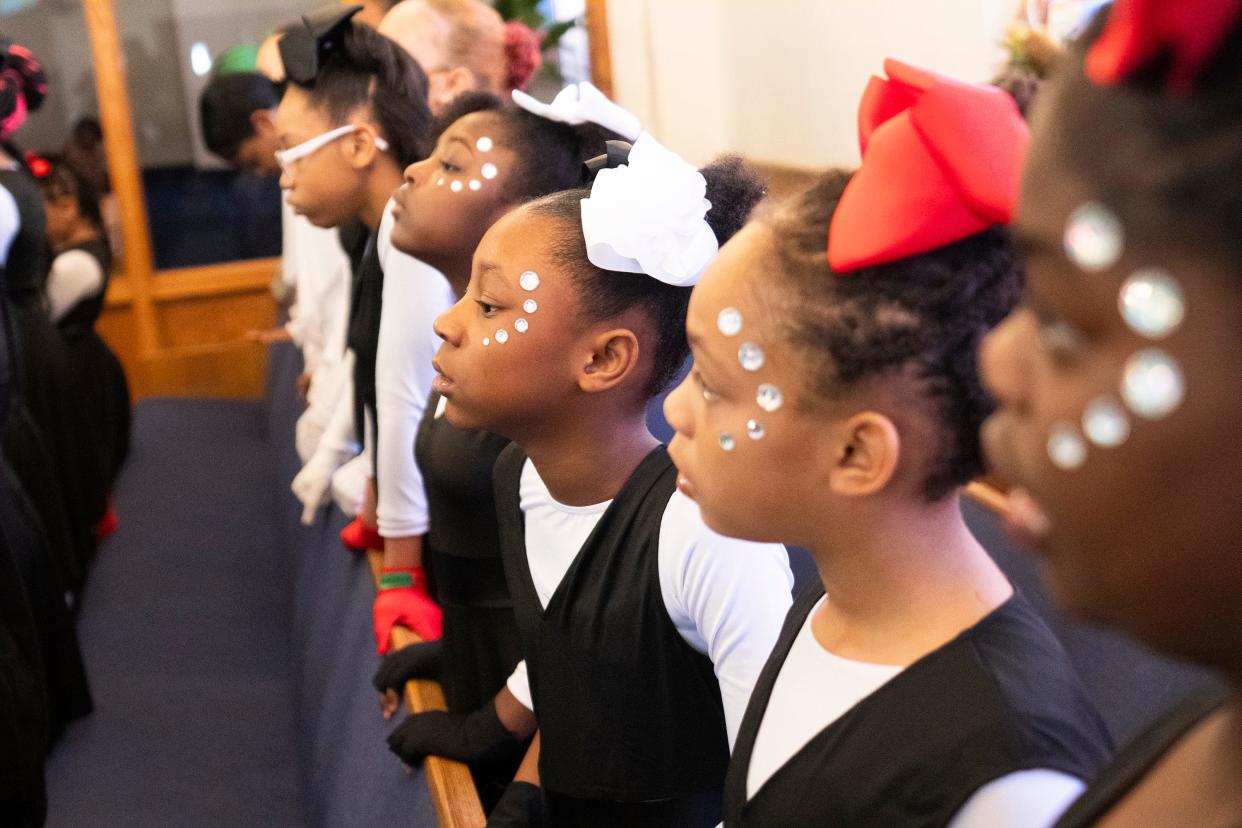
(606, 0, 1014, 169)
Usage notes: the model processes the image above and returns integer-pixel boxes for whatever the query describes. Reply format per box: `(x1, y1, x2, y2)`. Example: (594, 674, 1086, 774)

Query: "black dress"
(0, 166, 108, 576)
(494, 445, 730, 827)
(414, 391, 525, 808)
(723, 582, 1114, 827)
(346, 232, 382, 466)
(1053, 686, 1230, 827)
(51, 237, 130, 485)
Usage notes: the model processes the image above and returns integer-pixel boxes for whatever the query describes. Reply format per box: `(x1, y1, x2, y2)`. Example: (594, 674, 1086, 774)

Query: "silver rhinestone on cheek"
(495, 329, 509, 344)
(469, 179, 482, 191)
(746, 419, 766, 440)
(450, 180, 464, 192)
(476, 136, 493, 152)
(738, 342, 765, 372)
(481, 162, 498, 180)
(1047, 423, 1087, 470)
(756, 384, 784, 413)
(719, 433, 736, 452)
(1121, 348, 1185, 420)
(1064, 201, 1124, 272)
(1082, 396, 1130, 448)
(436, 177, 445, 187)
(514, 318, 529, 333)
(1119, 268, 1185, 340)
(523, 299, 538, 314)
(717, 307, 743, 337)
(482, 337, 490, 347)
(519, 271, 540, 291)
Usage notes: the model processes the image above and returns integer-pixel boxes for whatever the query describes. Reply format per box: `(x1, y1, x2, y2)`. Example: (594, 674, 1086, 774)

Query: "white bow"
(511, 81, 642, 143)
(579, 133, 718, 287)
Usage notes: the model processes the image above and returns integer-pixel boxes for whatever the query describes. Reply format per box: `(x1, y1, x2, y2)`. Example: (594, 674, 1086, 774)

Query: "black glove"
(486, 781, 544, 828)
(372, 640, 443, 694)
(387, 701, 517, 765)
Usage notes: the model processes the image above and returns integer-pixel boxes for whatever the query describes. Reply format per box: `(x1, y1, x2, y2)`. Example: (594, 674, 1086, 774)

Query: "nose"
(433, 296, 468, 345)
(663, 370, 696, 438)
(979, 309, 1035, 414)
(279, 166, 293, 191)
(403, 157, 429, 187)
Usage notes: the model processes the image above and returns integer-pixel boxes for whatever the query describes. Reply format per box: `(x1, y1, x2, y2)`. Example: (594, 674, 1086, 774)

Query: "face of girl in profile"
(664, 222, 862, 547)
(431, 207, 595, 439)
(274, 86, 372, 229)
(979, 102, 1242, 655)
(390, 111, 519, 263)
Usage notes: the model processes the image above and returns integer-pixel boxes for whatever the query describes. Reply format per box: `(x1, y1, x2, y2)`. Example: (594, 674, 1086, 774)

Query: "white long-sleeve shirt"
(506, 457, 794, 747)
(373, 201, 456, 538)
(281, 200, 351, 380)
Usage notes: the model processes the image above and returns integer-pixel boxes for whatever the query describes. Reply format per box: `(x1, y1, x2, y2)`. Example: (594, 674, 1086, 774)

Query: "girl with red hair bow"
(663, 58, 1113, 827)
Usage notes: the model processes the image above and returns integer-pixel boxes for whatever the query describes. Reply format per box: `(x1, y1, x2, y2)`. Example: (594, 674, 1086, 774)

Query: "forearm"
(381, 534, 423, 570)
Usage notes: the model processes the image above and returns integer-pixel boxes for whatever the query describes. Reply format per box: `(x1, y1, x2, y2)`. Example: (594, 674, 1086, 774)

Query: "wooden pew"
(365, 551, 487, 828)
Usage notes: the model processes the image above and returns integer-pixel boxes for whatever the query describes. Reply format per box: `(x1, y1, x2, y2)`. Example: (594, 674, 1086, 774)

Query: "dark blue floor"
(45, 399, 303, 826)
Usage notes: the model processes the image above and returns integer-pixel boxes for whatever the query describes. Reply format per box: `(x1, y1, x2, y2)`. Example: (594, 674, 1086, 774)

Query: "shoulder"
(50, 248, 105, 285)
(659, 490, 792, 591)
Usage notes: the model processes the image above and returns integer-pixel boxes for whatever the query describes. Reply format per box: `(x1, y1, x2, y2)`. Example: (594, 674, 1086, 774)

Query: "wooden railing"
(365, 551, 487, 828)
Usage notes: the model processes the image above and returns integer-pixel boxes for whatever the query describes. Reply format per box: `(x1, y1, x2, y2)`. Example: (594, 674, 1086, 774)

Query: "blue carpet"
(45, 398, 304, 827)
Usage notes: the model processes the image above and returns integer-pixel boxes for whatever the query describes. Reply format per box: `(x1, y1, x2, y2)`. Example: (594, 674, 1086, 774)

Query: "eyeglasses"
(275, 124, 391, 176)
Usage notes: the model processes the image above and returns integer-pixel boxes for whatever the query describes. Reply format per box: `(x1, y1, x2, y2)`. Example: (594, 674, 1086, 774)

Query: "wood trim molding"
(965, 481, 1010, 517)
(585, 0, 614, 98)
(83, 0, 159, 355)
(106, 258, 280, 306)
(366, 551, 487, 828)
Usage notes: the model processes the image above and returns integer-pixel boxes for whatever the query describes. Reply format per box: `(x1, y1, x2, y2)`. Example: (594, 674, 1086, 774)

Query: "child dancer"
(981, 2, 1242, 823)
(424, 90, 794, 826)
(664, 60, 1113, 826)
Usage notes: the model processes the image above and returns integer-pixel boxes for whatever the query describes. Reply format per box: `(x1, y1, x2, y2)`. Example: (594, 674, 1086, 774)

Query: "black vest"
(494, 444, 730, 826)
(55, 239, 112, 339)
(1054, 686, 1227, 828)
(346, 233, 382, 453)
(725, 582, 1114, 827)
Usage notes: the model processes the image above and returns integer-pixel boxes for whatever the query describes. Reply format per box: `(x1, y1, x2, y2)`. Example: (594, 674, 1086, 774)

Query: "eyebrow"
(476, 261, 506, 289)
(444, 134, 472, 150)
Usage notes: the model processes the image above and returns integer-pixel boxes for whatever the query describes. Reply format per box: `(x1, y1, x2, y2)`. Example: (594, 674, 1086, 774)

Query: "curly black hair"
(765, 170, 1023, 501)
(528, 154, 766, 399)
(287, 23, 433, 167)
(432, 90, 619, 201)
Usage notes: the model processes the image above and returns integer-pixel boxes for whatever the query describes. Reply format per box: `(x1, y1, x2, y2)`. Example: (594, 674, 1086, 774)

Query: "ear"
(345, 126, 383, 171)
(250, 109, 277, 135)
(576, 327, 641, 395)
(827, 411, 901, 498)
(439, 66, 477, 105)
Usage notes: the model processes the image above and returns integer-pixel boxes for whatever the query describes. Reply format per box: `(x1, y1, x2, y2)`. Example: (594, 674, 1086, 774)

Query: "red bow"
(1086, 0, 1242, 93)
(827, 59, 1029, 274)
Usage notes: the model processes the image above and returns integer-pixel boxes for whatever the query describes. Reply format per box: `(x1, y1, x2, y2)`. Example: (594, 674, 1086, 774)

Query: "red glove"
(373, 567, 442, 654)
(341, 516, 384, 552)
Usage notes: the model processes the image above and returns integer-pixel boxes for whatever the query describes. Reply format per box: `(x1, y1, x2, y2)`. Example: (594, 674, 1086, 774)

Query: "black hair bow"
(280, 4, 362, 86)
(583, 140, 633, 181)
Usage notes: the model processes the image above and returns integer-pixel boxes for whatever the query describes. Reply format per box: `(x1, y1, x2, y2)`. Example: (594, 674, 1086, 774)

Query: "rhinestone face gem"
(495, 329, 509, 344)
(756, 383, 784, 413)
(1048, 424, 1087, 470)
(719, 433, 736, 452)
(717, 307, 743, 337)
(468, 179, 482, 191)
(476, 136, 493, 152)
(514, 318, 529, 334)
(1121, 348, 1184, 420)
(519, 271, 540, 291)
(1082, 396, 1130, 448)
(738, 342, 765, 372)
(1119, 268, 1185, 340)
(746, 419, 766, 440)
(481, 162, 498, 180)
(523, 299, 538, 314)
(450, 180, 464, 192)
(482, 337, 490, 347)
(436, 177, 445, 186)
(1064, 201, 1124, 272)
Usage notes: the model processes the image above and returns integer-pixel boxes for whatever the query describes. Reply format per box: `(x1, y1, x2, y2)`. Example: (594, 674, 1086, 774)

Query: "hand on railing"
(373, 640, 444, 719)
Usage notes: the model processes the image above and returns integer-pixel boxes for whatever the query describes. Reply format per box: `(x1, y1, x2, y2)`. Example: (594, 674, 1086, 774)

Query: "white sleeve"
(0, 185, 19, 266)
(948, 770, 1086, 828)
(373, 203, 455, 538)
(658, 492, 794, 747)
(313, 353, 361, 458)
(505, 660, 534, 713)
(45, 249, 105, 323)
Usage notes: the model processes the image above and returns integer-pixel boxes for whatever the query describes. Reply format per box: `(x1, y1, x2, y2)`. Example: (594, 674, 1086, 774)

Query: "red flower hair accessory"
(1086, 0, 1242, 93)
(827, 59, 1029, 274)
(504, 21, 544, 92)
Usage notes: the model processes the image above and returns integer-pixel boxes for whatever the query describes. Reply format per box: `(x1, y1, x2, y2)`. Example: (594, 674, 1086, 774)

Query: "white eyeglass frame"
(275, 124, 390, 175)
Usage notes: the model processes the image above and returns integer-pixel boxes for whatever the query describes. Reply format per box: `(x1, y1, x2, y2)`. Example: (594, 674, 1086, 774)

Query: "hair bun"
(0, 40, 47, 140)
